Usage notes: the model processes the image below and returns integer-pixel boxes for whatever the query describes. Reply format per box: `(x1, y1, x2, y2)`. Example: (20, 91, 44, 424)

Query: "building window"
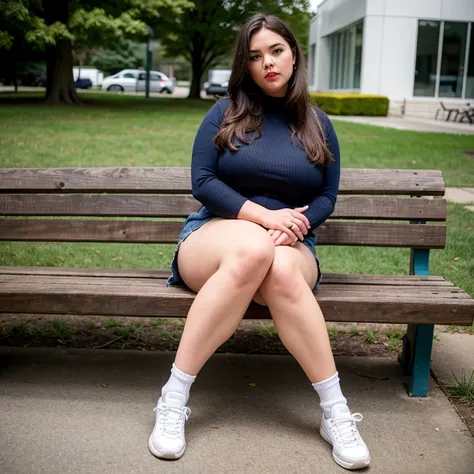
(329, 21, 363, 90)
(414, 21, 440, 97)
(466, 25, 474, 99)
(414, 20, 473, 98)
(354, 23, 363, 89)
(439, 22, 468, 98)
(309, 43, 316, 86)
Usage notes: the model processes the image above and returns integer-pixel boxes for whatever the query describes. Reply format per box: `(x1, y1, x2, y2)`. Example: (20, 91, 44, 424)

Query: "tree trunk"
(42, 0, 79, 105)
(188, 49, 203, 99)
(45, 40, 81, 105)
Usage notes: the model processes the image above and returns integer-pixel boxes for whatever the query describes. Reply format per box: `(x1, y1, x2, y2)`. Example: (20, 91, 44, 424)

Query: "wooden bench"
(1, 167, 473, 397)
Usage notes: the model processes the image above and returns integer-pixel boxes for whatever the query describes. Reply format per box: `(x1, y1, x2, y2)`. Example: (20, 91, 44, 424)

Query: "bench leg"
(399, 323, 434, 397)
(399, 247, 433, 397)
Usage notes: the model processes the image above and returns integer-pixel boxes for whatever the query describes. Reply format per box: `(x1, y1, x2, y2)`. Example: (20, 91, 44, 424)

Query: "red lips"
(264, 72, 279, 78)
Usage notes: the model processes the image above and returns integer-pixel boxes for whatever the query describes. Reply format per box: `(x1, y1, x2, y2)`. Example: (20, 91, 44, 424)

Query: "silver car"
(100, 69, 175, 94)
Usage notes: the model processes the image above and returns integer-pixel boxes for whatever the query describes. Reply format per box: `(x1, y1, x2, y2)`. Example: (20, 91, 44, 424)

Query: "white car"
(100, 69, 175, 94)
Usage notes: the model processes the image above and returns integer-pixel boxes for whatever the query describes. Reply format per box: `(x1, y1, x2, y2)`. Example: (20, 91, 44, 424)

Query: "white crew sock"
(161, 363, 196, 405)
(312, 371, 348, 418)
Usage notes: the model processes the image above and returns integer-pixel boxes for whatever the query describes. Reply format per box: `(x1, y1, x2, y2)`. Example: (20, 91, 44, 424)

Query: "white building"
(309, 0, 474, 101)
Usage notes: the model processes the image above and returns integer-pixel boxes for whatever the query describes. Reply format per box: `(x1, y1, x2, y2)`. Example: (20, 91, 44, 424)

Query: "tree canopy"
(0, 0, 312, 102)
(159, 0, 311, 98)
(0, 0, 192, 103)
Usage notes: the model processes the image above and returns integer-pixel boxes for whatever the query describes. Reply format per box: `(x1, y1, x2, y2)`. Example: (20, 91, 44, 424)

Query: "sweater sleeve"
(191, 100, 248, 218)
(302, 114, 341, 231)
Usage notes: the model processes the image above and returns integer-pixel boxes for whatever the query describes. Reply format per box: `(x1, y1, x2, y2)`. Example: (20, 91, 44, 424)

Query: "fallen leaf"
(95, 250, 101, 254)
(100, 383, 108, 387)
(444, 266, 453, 270)
(90, 247, 95, 250)
(248, 382, 256, 388)
(159, 252, 163, 256)
(467, 227, 472, 231)
(3, 158, 8, 163)
(434, 427, 440, 431)
(454, 257, 460, 261)
(111, 256, 123, 261)
(412, 160, 417, 164)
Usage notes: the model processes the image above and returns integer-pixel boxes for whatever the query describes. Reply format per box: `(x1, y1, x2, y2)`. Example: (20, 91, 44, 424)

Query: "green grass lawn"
(1, 92, 474, 184)
(1, 92, 473, 303)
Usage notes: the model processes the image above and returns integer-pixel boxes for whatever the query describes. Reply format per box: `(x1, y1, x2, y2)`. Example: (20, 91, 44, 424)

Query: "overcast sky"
(309, 0, 324, 12)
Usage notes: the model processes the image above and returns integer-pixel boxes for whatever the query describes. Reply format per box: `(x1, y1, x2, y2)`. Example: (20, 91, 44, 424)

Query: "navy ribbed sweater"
(191, 95, 340, 231)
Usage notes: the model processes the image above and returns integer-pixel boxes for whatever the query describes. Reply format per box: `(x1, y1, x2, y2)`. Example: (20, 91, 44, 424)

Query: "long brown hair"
(213, 13, 332, 166)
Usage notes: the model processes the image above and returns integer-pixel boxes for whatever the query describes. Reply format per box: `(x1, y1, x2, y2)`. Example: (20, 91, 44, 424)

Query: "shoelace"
(154, 404, 191, 437)
(330, 413, 363, 446)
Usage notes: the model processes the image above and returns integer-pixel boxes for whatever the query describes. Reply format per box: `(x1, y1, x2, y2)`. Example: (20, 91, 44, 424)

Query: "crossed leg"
(175, 217, 336, 382)
(253, 242, 336, 382)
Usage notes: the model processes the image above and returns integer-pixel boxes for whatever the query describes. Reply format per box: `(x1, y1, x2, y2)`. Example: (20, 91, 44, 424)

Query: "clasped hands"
(259, 205, 311, 247)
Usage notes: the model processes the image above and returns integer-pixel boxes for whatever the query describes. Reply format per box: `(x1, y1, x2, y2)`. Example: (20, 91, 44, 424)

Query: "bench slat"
(0, 194, 447, 221)
(0, 168, 445, 195)
(0, 274, 464, 297)
(1, 274, 472, 325)
(0, 267, 454, 285)
(0, 219, 446, 248)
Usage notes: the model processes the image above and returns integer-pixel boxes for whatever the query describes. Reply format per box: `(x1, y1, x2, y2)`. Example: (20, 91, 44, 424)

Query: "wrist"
(237, 200, 268, 226)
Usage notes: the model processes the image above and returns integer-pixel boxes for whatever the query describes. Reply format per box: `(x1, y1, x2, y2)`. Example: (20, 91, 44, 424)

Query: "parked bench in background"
(1, 167, 473, 397)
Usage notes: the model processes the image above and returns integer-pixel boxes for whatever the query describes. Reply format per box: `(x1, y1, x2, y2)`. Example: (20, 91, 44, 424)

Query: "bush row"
(309, 92, 389, 116)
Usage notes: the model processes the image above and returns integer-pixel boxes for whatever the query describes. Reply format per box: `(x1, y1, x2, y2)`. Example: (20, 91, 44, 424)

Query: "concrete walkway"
(0, 347, 472, 474)
(330, 115, 474, 135)
(432, 331, 474, 386)
(445, 188, 474, 204)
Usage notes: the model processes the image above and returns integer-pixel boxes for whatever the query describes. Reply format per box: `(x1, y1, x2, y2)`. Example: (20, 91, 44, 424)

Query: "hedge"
(309, 92, 389, 116)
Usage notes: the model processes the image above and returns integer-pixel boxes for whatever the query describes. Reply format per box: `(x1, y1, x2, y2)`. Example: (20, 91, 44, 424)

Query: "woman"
(148, 13, 371, 471)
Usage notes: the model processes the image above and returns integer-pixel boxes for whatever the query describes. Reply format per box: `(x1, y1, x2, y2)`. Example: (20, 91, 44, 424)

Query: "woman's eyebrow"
(249, 43, 284, 53)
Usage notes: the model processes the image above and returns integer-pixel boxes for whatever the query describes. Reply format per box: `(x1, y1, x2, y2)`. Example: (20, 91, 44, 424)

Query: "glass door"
(414, 21, 440, 97)
(439, 22, 468, 98)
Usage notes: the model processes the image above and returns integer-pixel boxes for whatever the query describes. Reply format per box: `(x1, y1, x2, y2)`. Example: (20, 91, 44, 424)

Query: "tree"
(0, 0, 192, 104)
(89, 40, 145, 76)
(159, 0, 311, 99)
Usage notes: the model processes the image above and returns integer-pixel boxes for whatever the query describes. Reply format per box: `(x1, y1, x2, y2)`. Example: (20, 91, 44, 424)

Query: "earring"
(293, 64, 296, 70)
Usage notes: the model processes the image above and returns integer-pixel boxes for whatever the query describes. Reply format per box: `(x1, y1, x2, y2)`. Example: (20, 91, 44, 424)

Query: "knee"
(260, 256, 305, 301)
(224, 237, 275, 287)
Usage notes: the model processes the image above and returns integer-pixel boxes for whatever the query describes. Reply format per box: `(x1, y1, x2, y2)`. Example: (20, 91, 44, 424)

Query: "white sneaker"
(320, 404, 370, 470)
(148, 391, 191, 460)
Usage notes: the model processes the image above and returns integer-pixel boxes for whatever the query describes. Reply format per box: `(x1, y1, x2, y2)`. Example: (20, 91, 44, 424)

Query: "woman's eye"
(273, 48, 282, 54)
(250, 55, 259, 61)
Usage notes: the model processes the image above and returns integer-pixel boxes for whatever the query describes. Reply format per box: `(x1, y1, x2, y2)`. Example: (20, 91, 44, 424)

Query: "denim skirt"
(166, 206, 323, 291)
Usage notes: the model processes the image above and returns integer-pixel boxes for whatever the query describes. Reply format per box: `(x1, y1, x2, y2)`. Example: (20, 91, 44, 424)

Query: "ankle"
(321, 399, 348, 419)
(161, 363, 196, 404)
(312, 371, 348, 418)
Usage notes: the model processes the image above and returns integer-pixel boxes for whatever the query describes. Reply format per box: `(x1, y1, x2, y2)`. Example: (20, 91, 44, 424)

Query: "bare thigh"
(177, 218, 275, 293)
(252, 242, 319, 306)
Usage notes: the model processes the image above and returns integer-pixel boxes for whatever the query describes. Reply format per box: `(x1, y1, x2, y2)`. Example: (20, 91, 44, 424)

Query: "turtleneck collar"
(261, 93, 287, 112)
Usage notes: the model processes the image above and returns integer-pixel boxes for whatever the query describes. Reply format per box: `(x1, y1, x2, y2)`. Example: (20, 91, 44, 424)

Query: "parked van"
(204, 69, 231, 96)
(73, 67, 104, 87)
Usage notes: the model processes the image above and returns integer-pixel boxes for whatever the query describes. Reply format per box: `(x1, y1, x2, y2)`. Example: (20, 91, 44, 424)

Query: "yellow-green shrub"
(309, 92, 389, 116)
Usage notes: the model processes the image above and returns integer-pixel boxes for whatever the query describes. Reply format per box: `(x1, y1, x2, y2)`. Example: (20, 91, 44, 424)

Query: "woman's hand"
(259, 206, 311, 243)
(268, 228, 295, 246)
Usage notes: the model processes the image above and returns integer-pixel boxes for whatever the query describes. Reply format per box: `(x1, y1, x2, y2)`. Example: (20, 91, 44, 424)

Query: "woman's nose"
(263, 55, 274, 68)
